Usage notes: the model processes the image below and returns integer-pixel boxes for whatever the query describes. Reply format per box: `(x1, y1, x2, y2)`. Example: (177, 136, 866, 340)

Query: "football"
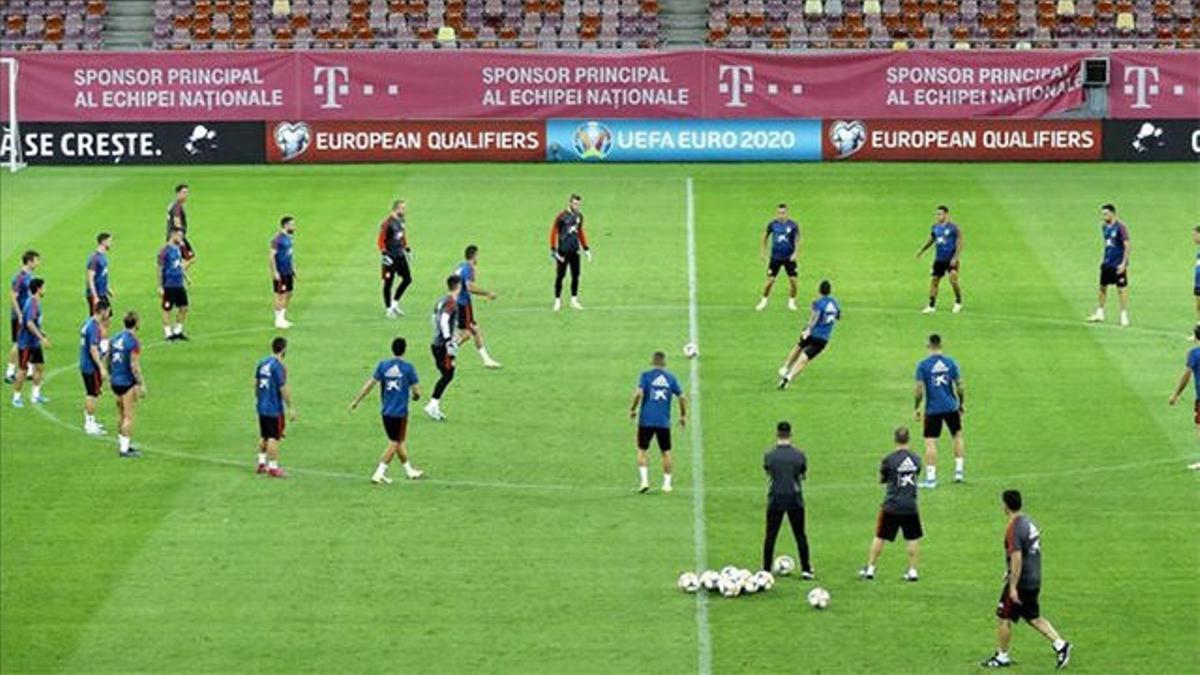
(753, 570, 775, 591)
(771, 555, 796, 576)
(742, 575, 762, 594)
(677, 572, 701, 593)
(682, 342, 699, 359)
(806, 587, 831, 610)
(718, 576, 742, 598)
(699, 570, 720, 591)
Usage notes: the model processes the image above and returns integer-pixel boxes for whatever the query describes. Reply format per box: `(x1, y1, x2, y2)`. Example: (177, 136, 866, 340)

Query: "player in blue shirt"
(254, 337, 295, 478)
(350, 337, 426, 485)
(1169, 326, 1200, 469)
(779, 280, 842, 389)
(916, 205, 963, 314)
(108, 311, 146, 458)
(79, 299, 112, 436)
(756, 203, 801, 312)
(157, 227, 191, 341)
(453, 244, 502, 369)
(85, 232, 115, 315)
(1087, 203, 1132, 326)
(11, 278, 50, 408)
(6, 249, 39, 384)
(269, 215, 297, 329)
(914, 334, 966, 488)
(1192, 225, 1199, 324)
(629, 352, 688, 493)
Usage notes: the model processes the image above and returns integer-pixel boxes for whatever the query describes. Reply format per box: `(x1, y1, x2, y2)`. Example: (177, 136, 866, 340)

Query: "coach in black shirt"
(762, 421, 814, 579)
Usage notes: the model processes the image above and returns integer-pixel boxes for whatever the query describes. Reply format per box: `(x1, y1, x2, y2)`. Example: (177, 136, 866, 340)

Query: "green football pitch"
(1, 163, 1197, 673)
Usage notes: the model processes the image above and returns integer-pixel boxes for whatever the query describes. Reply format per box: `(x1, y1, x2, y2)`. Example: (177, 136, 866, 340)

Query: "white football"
(742, 575, 762, 594)
(699, 570, 720, 591)
(683, 342, 699, 359)
(677, 572, 701, 593)
(772, 555, 796, 576)
(720, 565, 740, 579)
(807, 587, 831, 609)
(754, 570, 775, 591)
(718, 576, 742, 598)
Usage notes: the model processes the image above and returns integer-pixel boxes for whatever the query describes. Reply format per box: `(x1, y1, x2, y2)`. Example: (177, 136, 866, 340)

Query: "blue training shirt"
(108, 330, 140, 387)
(255, 356, 287, 416)
(272, 231, 294, 276)
(809, 295, 841, 341)
(159, 244, 185, 288)
(1189, 347, 1200, 400)
(17, 297, 42, 349)
(766, 219, 799, 260)
(79, 317, 102, 374)
(1102, 221, 1129, 268)
(373, 357, 419, 418)
(638, 368, 683, 429)
(932, 222, 960, 261)
(456, 261, 474, 307)
(86, 251, 109, 298)
(10, 270, 31, 319)
(916, 353, 961, 415)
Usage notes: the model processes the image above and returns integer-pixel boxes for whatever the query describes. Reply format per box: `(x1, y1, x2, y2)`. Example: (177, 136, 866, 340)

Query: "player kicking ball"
(756, 203, 801, 312)
(350, 337, 425, 484)
(860, 427, 923, 582)
(778, 280, 841, 389)
(1086, 203, 1131, 327)
(254, 337, 295, 478)
(629, 351, 687, 493)
(915, 205, 963, 314)
(914, 334, 966, 487)
(108, 312, 146, 458)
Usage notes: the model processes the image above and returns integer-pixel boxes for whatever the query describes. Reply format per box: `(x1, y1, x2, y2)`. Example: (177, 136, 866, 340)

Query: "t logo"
(1122, 65, 1160, 110)
(717, 65, 755, 108)
(314, 66, 351, 110)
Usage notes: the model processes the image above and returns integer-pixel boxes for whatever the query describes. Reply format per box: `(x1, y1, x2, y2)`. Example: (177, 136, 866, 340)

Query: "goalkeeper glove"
(584, 249, 593, 262)
(381, 252, 394, 267)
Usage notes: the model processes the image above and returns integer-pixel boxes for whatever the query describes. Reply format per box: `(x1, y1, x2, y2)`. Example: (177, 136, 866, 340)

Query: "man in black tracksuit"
(762, 420, 814, 579)
(550, 193, 591, 312)
(378, 199, 413, 317)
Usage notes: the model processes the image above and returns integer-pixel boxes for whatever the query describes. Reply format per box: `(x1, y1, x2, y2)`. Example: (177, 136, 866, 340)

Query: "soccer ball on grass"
(772, 555, 796, 576)
(677, 572, 701, 593)
(806, 587, 831, 609)
(682, 342, 699, 359)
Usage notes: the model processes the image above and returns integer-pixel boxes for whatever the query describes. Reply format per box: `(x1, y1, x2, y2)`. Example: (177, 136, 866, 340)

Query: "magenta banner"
(3, 50, 1161, 123)
(1108, 52, 1200, 120)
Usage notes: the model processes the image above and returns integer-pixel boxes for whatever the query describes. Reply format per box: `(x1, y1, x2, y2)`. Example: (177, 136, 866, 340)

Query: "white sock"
(926, 465, 936, 482)
(274, 309, 283, 321)
(85, 413, 95, 426)
(1120, 310, 1129, 321)
(373, 462, 388, 480)
(119, 435, 130, 452)
(954, 457, 964, 474)
(1052, 639, 1066, 651)
(403, 460, 417, 475)
(1095, 307, 1105, 317)
(907, 567, 918, 577)
(662, 473, 672, 489)
(638, 466, 649, 485)
(257, 452, 267, 465)
(164, 325, 172, 338)
(11, 392, 20, 402)
(429, 398, 440, 407)
(4, 363, 14, 377)
(478, 346, 493, 362)
(31, 385, 40, 399)
(172, 323, 183, 335)
(996, 651, 1010, 662)
(864, 564, 875, 574)
(268, 460, 278, 470)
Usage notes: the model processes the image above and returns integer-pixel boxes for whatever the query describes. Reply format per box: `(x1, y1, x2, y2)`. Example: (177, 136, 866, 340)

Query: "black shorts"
(112, 382, 135, 397)
(456, 303, 475, 330)
(82, 370, 103, 397)
(382, 415, 409, 442)
(432, 344, 456, 373)
(637, 426, 672, 452)
(1194, 286, 1200, 297)
(923, 410, 962, 438)
(799, 335, 828, 360)
(1099, 264, 1128, 288)
(17, 347, 43, 368)
(996, 584, 1041, 623)
(161, 287, 189, 310)
(258, 414, 285, 441)
(876, 510, 923, 542)
(931, 258, 958, 278)
(768, 257, 798, 278)
(273, 274, 294, 294)
(9, 317, 18, 343)
(380, 253, 410, 280)
(86, 293, 109, 315)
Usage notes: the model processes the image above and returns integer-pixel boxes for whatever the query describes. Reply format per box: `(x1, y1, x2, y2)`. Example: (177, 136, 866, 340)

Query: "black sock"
(954, 290, 962, 303)
(929, 296, 936, 308)
(382, 277, 394, 309)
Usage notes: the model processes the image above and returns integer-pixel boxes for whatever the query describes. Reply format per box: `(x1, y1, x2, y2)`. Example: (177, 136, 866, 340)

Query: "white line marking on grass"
(685, 176, 713, 675)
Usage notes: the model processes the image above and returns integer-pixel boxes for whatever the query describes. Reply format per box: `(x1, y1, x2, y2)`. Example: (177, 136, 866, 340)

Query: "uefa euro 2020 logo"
(573, 121, 613, 160)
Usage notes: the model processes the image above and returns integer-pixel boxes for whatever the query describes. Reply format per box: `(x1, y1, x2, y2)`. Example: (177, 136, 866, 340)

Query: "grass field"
(1, 163, 1198, 674)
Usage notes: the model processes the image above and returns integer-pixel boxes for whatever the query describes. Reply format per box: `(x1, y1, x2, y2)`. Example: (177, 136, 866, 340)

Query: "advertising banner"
(545, 119, 822, 162)
(264, 120, 545, 163)
(1101, 119, 1200, 162)
(1108, 53, 1200, 120)
(823, 119, 1101, 161)
(0, 121, 265, 165)
(4, 51, 1101, 123)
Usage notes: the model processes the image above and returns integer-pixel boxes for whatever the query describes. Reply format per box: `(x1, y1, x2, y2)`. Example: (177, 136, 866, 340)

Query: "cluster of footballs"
(677, 556, 831, 608)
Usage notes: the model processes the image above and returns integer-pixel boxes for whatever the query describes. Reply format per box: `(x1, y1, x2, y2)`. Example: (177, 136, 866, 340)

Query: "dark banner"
(823, 119, 1101, 161)
(1101, 120, 1200, 162)
(0, 122, 265, 165)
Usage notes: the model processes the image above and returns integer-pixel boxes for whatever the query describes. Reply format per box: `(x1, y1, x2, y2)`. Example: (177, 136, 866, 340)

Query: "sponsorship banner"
(5, 51, 1096, 122)
(823, 119, 1101, 161)
(1101, 120, 1200, 162)
(265, 120, 545, 162)
(707, 51, 1090, 119)
(1108, 53, 1200, 120)
(546, 119, 822, 162)
(0, 121, 265, 165)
